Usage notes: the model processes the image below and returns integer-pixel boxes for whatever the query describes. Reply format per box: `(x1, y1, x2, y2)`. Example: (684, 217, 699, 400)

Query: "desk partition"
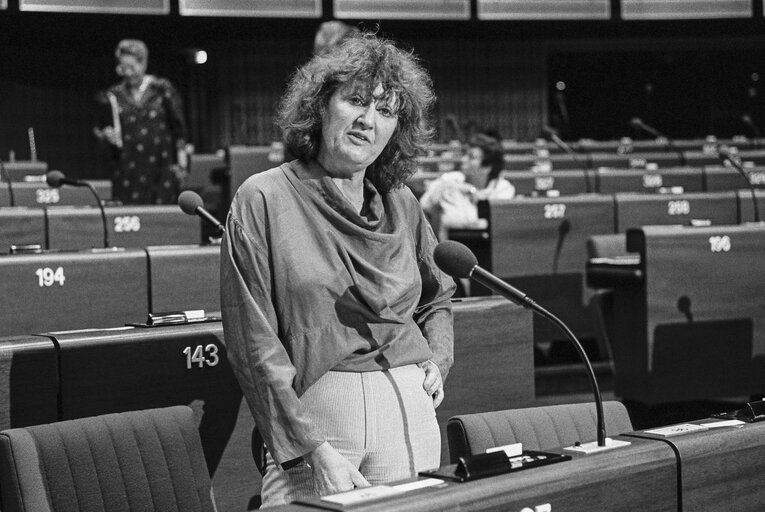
(45, 323, 257, 512)
(596, 167, 704, 194)
(610, 224, 765, 404)
(0, 336, 58, 430)
(0, 249, 149, 338)
(0, 161, 46, 182)
(46, 205, 201, 250)
(475, 195, 615, 342)
(0, 207, 45, 253)
(628, 419, 765, 511)
(500, 170, 590, 196)
(145, 244, 221, 315)
(272, 435, 678, 511)
(614, 191, 739, 232)
(0, 180, 112, 207)
(737, 189, 765, 223)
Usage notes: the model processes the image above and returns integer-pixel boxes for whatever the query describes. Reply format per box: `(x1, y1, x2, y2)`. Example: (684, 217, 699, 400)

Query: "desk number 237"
(183, 344, 219, 370)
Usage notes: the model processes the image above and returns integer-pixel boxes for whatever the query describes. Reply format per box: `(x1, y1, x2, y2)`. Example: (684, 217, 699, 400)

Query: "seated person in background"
(420, 128, 514, 240)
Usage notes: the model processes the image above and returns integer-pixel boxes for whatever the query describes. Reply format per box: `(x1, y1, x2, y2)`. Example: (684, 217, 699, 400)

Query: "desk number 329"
(183, 344, 219, 370)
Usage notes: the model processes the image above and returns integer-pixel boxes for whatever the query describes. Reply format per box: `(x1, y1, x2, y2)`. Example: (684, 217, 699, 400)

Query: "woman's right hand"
(304, 442, 370, 497)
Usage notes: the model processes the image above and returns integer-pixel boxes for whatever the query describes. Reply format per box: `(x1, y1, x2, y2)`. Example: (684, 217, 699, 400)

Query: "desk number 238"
(183, 344, 219, 370)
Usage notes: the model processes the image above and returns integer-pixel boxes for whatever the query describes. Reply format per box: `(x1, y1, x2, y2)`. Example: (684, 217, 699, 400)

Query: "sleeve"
(158, 78, 187, 147)
(220, 203, 325, 468)
(412, 205, 457, 382)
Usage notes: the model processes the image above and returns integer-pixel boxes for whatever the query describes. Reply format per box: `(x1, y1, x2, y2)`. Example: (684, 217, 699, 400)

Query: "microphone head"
(717, 145, 733, 160)
(433, 240, 478, 279)
(45, 170, 66, 188)
(178, 190, 204, 215)
(629, 117, 644, 129)
(742, 114, 753, 125)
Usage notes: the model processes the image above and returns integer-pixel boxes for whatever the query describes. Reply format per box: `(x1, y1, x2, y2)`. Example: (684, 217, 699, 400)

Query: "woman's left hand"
(419, 360, 444, 408)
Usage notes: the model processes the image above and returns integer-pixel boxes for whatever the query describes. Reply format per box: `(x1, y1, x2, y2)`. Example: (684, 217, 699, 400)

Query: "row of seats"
(0, 204, 201, 253)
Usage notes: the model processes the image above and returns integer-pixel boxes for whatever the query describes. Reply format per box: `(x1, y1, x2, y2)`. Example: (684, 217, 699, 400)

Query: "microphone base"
(562, 437, 631, 456)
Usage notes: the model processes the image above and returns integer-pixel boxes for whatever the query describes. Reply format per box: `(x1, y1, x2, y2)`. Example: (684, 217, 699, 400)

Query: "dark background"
(2, 0, 765, 180)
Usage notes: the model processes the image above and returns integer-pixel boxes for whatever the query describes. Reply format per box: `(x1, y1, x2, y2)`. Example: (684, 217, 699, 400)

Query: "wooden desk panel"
(737, 189, 765, 223)
(629, 419, 765, 512)
(47, 323, 258, 512)
(596, 167, 704, 194)
(0, 180, 112, 207)
(614, 191, 739, 232)
(273, 437, 677, 511)
(440, 297, 534, 463)
(0, 336, 58, 430)
(145, 244, 221, 315)
(704, 166, 765, 193)
(0, 161, 46, 182)
(590, 152, 682, 170)
(0, 207, 45, 253)
(611, 225, 765, 403)
(479, 195, 615, 342)
(46, 205, 201, 249)
(0, 249, 149, 337)
(500, 170, 590, 196)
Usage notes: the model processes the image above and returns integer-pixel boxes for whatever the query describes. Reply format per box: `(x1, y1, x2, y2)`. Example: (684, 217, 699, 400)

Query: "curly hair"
(115, 39, 148, 64)
(277, 32, 436, 193)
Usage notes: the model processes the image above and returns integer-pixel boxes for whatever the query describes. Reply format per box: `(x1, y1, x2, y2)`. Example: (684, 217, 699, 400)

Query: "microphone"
(46, 170, 110, 248)
(1, 160, 15, 207)
(741, 114, 761, 145)
(629, 117, 686, 166)
(178, 190, 224, 235)
(717, 146, 761, 223)
(434, 240, 606, 448)
(542, 125, 593, 193)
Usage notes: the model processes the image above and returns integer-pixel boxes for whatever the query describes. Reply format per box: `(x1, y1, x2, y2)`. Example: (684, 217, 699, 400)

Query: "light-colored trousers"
(260, 364, 440, 507)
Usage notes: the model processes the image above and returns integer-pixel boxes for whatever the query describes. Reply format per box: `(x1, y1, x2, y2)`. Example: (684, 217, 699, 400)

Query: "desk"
(0, 161, 46, 182)
(737, 189, 765, 223)
(229, 145, 283, 201)
(500, 170, 590, 196)
(610, 224, 765, 404)
(439, 297, 534, 464)
(272, 436, 677, 511)
(145, 244, 221, 315)
(474, 195, 615, 342)
(0, 180, 111, 207)
(614, 191, 739, 232)
(590, 152, 682, 169)
(704, 165, 765, 192)
(628, 419, 765, 511)
(0, 249, 149, 337)
(0, 335, 58, 430)
(0, 207, 45, 253)
(46, 205, 201, 249)
(596, 167, 704, 194)
(44, 323, 257, 512)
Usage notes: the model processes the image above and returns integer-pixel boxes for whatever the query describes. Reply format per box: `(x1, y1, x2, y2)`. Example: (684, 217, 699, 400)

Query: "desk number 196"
(183, 344, 220, 370)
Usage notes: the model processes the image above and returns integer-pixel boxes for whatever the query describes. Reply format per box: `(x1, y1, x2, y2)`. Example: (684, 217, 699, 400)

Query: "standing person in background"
(221, 32, 455, 507)
(313, 20, 360, 55)
(94, 39, 188, 205)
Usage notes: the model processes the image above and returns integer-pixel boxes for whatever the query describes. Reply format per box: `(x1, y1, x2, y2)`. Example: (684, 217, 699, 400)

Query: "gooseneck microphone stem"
(178, 190, 224, 235)
(1, 160, 14, 207)
(198, 207, 224, 235)
(719, 148, 760, 223)
(547, 131, 592, 193)
(630, 118, 685, 166)
(84, 182, 110, 248)
(469, 265, 606, 447)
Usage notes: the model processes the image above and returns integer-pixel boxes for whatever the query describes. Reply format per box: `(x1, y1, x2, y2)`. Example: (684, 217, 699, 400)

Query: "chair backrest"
(0, 406, 215, 512)
(447, 401, 633, 463)
(586, 233, 629, 259)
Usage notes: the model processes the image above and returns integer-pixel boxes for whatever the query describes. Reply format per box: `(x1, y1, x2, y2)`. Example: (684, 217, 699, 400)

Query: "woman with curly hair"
(221, 32, 455, 506)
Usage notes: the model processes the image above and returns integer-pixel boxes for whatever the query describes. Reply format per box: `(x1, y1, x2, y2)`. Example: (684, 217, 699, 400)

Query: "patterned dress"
(98, 76, 186, 204)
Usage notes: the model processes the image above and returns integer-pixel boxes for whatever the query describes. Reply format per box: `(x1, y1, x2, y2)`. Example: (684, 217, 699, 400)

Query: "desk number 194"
(35, 267, 66, 287)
